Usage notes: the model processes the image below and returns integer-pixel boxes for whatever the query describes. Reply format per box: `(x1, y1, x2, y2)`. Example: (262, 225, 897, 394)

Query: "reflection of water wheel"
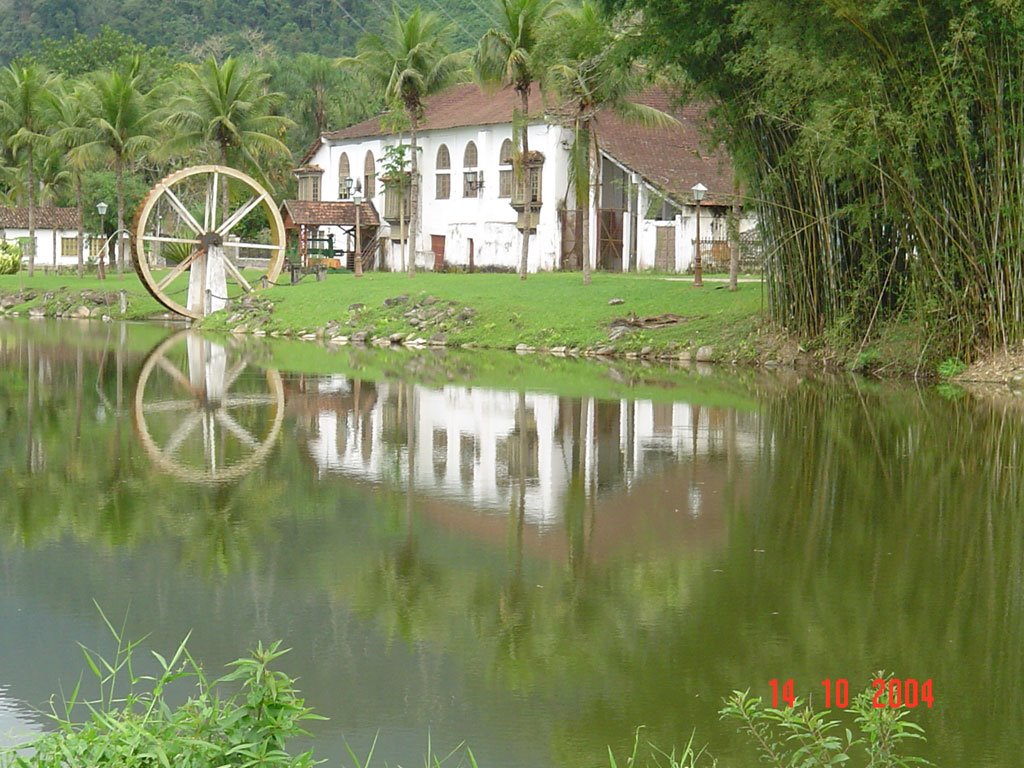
(133, 331, 284, 484)
(132, 165, 286, 320)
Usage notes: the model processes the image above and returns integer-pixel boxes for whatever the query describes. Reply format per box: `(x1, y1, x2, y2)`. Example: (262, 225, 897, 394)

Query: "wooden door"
(655, 226, 675, 271)
(598, 209, 623, 271)
(431, 235, 445, 270)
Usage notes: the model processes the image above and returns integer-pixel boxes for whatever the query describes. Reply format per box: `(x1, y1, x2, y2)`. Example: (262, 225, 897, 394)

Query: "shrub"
(0, 241, 21, 275)
(937, 358, 967, 379)
(720, 674, 931, 768)
(1, 615, 320, 768)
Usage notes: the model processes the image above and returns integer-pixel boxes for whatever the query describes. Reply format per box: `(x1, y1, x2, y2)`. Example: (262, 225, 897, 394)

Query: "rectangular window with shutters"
(499, 169, 512, 198)
(61, 237, 78, 258)
(436, 173, 450, 200)
(513, 166, 542, 205)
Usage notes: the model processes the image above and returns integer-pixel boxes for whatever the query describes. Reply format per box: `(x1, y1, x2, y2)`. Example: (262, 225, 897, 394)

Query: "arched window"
(435, 144, 450, 199)
(364, 151, 376, 198)
(463, 141, 478, 198)
(498, 138, 514, 198)
(338, 152, 351, 199)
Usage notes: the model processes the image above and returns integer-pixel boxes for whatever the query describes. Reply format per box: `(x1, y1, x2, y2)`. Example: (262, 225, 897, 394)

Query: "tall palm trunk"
(407, 113, 419, 278)
(583, 120, 596, 286)
(27, 145, 35, 276)
(519, 89, 530, 280)
(75, 173, 84, 279)
(115, 155, 125, 273)
(220, 146, 231, 224)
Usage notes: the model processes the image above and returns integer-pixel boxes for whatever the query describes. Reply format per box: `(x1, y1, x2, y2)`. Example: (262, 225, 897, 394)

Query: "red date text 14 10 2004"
(768, 678, 934, 709)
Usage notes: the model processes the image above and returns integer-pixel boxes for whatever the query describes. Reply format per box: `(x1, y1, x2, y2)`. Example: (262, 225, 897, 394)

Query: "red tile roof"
(0, 206, 81, 230)
(300, 82, 543, 164)
(304, 84, 738, 206)
(281, 200, 380, 228)
(597, 92, 737, 207)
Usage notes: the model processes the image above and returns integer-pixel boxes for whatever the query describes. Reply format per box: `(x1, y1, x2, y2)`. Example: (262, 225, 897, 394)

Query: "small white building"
(0, 207, 91, 268)
(295, 83, 757, 273)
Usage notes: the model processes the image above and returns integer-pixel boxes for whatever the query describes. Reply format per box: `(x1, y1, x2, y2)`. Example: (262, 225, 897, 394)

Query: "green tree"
(351, 6, 466, 278)
(162, 57, 293, 179)
(541, 2, 672, 285)
(74, 56, 161, 274)
(268, 53, 381, 155)
(0, 62, 57, 276)
(475, 0, 562, 281)
(30, 26, 174, 79)
(46, 80, 92, 277)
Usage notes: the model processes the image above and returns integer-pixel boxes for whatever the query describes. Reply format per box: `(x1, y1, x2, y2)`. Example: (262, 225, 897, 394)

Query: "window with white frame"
(435, 144, 450, 200)
(463, 141, 478, 198)
(498, 139, 513, 198)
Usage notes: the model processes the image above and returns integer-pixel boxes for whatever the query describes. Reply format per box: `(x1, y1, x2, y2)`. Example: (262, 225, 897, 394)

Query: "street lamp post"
(353, 183, 364, 278)
(691, 183, 707, 287)
(96, 201, 109, 280)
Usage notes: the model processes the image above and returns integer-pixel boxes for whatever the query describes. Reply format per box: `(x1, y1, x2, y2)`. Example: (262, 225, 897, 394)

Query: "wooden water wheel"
(133, 331, 285, 484)
(132, 165, 286, 320)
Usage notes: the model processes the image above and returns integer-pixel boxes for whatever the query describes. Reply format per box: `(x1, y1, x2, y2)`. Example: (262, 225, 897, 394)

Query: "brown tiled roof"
(301, 82, 544, 163)
(281, 200, 380, 228)
(0, 206, 81, 230)
(302, 84, 739, 206)
(597, 91, 737, 207)
(293, 164, 324, 175)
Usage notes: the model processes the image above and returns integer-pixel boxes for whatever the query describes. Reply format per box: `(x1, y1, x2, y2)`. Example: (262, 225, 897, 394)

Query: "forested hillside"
(0, 0, 491, 62)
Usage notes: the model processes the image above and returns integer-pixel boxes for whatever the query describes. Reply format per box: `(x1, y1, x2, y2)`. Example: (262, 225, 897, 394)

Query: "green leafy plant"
(0, 241, 21, 275)
(937, 358, 967, 379)
(607, 726, 711, 768)
(1, 607, 321, 768)
(720, 674, 930, 768)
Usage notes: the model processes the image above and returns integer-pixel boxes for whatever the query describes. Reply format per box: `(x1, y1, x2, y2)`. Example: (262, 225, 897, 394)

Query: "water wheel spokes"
(133, 165, 286, 320)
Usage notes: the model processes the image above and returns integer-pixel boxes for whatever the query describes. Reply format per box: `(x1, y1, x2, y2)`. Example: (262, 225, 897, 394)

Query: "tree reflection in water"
(1, 322, 1023, 768)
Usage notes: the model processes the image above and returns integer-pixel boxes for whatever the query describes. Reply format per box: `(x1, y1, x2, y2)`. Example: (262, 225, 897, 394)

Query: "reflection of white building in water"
(304, 378, 761, 528)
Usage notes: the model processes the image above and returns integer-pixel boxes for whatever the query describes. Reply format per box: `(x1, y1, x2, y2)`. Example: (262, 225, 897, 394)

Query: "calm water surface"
(0, 320, 1021, 767)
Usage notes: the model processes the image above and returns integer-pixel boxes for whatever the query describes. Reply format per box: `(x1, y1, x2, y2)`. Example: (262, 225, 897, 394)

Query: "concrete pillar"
(635, 183, 648, 270)
(623, 175, 635, 272)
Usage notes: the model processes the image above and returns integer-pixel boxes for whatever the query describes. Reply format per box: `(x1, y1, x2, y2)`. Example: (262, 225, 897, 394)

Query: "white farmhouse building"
(293, 83, 757, 273)
(0, 207, 89, 268)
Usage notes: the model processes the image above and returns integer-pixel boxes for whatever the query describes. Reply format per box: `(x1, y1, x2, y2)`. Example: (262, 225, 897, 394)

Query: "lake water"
(1, 319, 1021, 767)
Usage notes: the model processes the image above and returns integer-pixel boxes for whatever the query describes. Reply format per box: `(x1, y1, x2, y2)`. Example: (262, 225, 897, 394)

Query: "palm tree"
(162, 56, 293, 203)
(542, 2, 675, 285)
(351, 6, 465, 278)
(75, 57, 160, 274)
(0, 63, 57, 277)
(46, 81, 92, 278)
(475, 0, 561, 280)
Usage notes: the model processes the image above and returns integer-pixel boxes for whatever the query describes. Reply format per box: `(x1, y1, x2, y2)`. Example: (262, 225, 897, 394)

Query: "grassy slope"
(203, 272, 768, 360)
(0, 272, 167, 320)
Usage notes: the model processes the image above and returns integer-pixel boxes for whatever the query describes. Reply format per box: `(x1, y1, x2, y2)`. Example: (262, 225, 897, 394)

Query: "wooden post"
(354, 202, 363, 277)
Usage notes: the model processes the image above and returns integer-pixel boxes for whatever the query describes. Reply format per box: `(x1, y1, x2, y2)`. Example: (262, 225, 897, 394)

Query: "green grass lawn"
(2, 270, 768, 361)
(0, 268, 265, 321)
(205, 271, 767, 359)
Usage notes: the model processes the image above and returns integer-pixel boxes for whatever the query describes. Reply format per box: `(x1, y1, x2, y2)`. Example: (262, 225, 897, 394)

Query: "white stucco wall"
(308, 121, 572, 272)
(1, 229, 90, 268)
(306, 122, 755, 274)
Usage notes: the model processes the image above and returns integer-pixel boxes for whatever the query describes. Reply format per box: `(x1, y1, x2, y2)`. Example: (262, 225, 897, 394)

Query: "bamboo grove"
(623, 0, 1024, 358)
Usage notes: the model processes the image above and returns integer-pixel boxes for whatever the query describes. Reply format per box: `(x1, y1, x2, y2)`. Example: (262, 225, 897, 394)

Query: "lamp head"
(691, 183, 707, 203)
(96, 201, 108, 216)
